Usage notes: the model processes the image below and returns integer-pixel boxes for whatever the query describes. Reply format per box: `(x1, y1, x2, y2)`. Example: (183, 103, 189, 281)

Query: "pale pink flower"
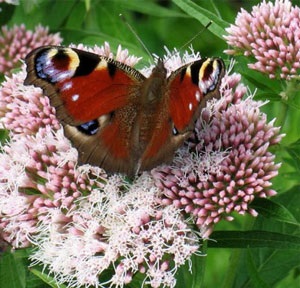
(0, 126, 107, 247)
(0, 69, 60, 134)
(224, 0, 300, 79)
(0, 44, 200, 287)
(0, 41, 141, 249)
(0, 24, 62, 75)
(30, 174, 199, 288)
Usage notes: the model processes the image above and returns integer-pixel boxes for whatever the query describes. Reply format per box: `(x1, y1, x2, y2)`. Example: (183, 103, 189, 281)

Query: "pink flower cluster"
(0, 43, 199, 287)
(152, 70, 283, 237)
(0, 24, 62, 75)
(224, 0, 300, 79)
(0, 71, 60, 134)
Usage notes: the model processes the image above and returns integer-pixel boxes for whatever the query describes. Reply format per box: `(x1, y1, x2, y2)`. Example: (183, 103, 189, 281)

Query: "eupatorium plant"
(0, 39, 283, 287)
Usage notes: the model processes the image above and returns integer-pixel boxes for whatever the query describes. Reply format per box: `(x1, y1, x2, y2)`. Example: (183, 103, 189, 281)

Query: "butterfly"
(24, 46, 225, 176)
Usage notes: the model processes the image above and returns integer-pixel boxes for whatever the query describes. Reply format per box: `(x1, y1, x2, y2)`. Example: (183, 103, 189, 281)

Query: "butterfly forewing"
(25, 46, 145, 125)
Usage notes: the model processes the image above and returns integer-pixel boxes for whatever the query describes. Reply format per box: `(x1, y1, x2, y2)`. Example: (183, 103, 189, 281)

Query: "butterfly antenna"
(119, 14, 154, 61)
(163, 21, 213, 65)
(178, 21, 212, 52)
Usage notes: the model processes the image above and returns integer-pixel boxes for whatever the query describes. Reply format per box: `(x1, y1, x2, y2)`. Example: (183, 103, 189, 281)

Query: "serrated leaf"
(284, 140, 300, 173)
(276, 186, 300, 223)
(250, 198, 298, 226)
(286, 138, 300, 154)
(232, 186, 300, 287)
(208, 231, 300, 249)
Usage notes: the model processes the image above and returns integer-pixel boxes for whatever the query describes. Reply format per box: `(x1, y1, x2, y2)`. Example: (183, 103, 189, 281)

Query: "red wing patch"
(168, 58, 225, 132)
(56, 68, 137, 123)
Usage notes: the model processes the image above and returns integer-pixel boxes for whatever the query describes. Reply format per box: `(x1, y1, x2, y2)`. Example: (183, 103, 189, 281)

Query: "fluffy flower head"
(0, 24, 62, 75)
(30, 175, 199, 288)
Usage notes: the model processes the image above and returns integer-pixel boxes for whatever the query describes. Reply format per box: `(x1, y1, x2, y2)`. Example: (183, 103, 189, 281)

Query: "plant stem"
(276, 80, 299, 128)
(275, 101, 288, 128)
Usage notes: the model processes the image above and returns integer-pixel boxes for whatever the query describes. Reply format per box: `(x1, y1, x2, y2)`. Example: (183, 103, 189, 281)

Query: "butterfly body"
(25, 46, 225, 176)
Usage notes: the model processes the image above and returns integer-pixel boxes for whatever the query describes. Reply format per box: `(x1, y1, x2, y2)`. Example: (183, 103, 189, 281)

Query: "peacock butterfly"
(24, 46, 225, 176)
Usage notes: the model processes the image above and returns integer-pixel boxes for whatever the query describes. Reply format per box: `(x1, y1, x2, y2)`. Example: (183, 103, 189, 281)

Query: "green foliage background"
(0, 0, 299, 288)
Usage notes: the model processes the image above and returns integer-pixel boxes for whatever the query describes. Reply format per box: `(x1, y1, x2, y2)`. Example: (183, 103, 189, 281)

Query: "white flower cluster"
(30, 174, 199, 288)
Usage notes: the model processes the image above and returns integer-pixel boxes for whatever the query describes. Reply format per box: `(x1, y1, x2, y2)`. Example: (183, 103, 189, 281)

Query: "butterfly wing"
(139, 58, 225, 170)
(25, 46, 146, 174)
(168, 58, 225, 131)
(25, 47, 225, 175)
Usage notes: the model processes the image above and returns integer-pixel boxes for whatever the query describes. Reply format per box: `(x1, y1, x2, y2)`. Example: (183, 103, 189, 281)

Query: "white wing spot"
(199, 81, 207, 94)
(189, 102, 193, 111)
(195, 91, 201, 101)
(61, 81, 72, 91)
(72, 94, 79, 101)
(55, 70, 74, 82)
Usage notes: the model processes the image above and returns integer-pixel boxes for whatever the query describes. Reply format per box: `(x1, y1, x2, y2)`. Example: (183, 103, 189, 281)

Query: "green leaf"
(275, 186, 300, 223)
(0, 251, 26, 288)
(116, 0, 187, 18)
(285, 139, 300, 169)
(12, 248, 32, 259)
(175, 250, 206, 288)
(225, 186, 300, 288)
(246, 249, 270, 288)
(0, 129, 10, 145)
(30, 266, 67, 288)
(0, 3, 15, 26)
(19, 187, 44, 196)
(208, 230, 300, 249)
(250, 198, 299, 226)
(254, 92, 282, 102)
(173, 0, 229, 39)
